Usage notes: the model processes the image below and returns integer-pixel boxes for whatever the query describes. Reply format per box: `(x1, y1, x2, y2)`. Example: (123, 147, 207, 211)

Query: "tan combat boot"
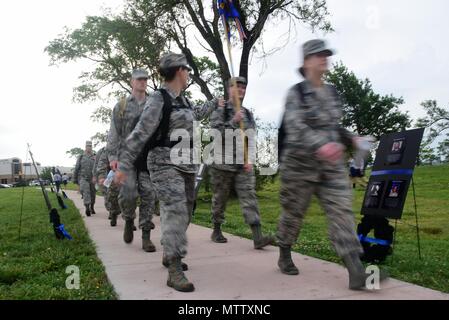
(342, 252, 389, 290)
(123, 219, 134, 244)
(166, 257, 195, 292)
(211, 223, 228, 243)
(142, 230, 156, 252)
(278, 246, 299, 275)
(250, 224, 274, 249)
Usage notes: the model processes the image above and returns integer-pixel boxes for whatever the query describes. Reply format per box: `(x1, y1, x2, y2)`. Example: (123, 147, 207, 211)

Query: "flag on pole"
(217, 0, 247, 41)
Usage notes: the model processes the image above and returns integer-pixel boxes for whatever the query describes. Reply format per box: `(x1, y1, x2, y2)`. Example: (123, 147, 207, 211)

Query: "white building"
(0, 158, 74, 184)
(0, 158, 44, 184)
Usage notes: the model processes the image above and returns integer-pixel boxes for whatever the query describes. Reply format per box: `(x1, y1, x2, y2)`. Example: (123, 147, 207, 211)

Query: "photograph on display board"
(388, 181, 402, 198)
(386, 138, 406, 165)
(363, 181, 385, 208)
(383, 180, 406, 209)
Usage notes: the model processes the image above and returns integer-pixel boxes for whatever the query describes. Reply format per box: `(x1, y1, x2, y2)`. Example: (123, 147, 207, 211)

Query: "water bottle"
(103, 170, 115, 188)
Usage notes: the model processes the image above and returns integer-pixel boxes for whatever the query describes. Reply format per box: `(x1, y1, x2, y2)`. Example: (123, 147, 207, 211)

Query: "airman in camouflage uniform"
(107, 68, 157, 252)
(94, 147, 121, 227)
(276, 39, 387, 290)
(208, 77, 274, 249)
(116, 52, 223, 292)
(73, 141, 96, 216)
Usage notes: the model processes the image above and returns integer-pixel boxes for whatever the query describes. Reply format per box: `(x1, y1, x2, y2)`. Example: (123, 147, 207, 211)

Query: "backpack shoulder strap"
(118, 97, 128, 118)
(244, 107, 255, 126)
(157, 89, 174, 143)
(184, 97, 192, 109)
(278, 82, 307, 161)
(133, 90, 173, 171)
(293, 81, 307, 104)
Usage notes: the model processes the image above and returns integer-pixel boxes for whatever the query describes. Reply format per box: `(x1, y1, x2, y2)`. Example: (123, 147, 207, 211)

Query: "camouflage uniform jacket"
(119, 84, 219, 174)
(107, 94, 149, 163)
(209, 101, 256, 172)
(93, 147, 110, 181)
(280, 80, 354, 180)
(73, 152, 96, 184)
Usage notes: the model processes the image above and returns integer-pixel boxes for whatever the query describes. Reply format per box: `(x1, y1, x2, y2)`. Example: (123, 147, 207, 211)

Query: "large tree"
(47, 0, 333, 148)
(418, 139, 439, 165)
(46, 15, 165, 103)
(326, 62, 411, 139)
(125, 0, 332, 99)
(436, 136, 449, 162)
(46, 0, 332, 102)
(65, 148, 84, 159)
(416, 100, 449, 144)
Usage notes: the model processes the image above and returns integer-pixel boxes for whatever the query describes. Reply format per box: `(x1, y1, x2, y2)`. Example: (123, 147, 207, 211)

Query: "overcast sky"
(0, 0, 448, 167)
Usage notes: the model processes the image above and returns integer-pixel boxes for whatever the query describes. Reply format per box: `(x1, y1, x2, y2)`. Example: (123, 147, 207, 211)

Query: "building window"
(1, 179, 7, 184)
(13, 163, 21, 175)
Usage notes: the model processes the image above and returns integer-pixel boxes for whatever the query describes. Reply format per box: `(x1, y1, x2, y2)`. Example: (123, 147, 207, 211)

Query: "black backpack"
(134, 89, 191, 171)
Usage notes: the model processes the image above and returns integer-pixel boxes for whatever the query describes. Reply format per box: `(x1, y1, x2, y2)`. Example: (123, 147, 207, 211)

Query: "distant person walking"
(62, 173, 69, 187)
(53, 172, 62, 193)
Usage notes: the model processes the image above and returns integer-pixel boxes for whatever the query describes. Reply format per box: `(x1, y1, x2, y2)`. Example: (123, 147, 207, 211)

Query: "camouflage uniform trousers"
(99, 184, 108, 207)
(149, 165, 195, 260)
(104, 182, 121, 218)
(79, 178, 96, 206)
(209, 167, 261, 226)
(276, 160, 363, 258)
(118, 169, 156, 231)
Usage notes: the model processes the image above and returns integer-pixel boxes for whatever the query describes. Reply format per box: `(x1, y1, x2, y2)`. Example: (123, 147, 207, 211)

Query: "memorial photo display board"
(361, 128, 424, 219)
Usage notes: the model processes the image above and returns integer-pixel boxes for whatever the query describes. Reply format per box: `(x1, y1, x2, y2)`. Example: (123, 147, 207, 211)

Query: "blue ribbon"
(371, 169, 413, 176)
(218, 0, 240, 19)
(58, 224, 73, 240)
(358, 234, 391, 246)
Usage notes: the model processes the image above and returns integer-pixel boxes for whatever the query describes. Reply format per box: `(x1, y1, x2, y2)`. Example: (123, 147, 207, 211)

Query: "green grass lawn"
(62, 182, 79, 191)
(193, 164, 449, 293)
(1, 165, 447, 298)
(0, 187, 117, 300)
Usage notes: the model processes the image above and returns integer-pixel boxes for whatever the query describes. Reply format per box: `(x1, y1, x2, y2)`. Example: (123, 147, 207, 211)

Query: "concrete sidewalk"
(67, 190, 448, 300)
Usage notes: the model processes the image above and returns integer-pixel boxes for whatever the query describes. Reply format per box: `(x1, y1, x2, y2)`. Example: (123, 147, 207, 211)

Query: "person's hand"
(110, 160, 118, 172)
(92, 177, 97, 184)
(218, 98, 225, 108)
(243, 163, 253, 173)
(233, 110, 244, 124)
(114, 171, 127, 185)
(98, 178, 105, 186)
(317, 142, 345, 164)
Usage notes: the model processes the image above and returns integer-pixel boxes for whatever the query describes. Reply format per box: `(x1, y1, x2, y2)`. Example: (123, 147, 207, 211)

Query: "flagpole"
(223, 24, 249, 165)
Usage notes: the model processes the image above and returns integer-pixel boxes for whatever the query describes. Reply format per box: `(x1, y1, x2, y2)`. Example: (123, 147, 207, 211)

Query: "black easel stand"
(390, 175, 422, 263)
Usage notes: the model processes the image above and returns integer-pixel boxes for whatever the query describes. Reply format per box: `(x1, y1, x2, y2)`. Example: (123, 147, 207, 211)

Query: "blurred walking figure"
(53, 171, 62, 193)
(62, 173, 69, 187)
(276, 39, 387, 290)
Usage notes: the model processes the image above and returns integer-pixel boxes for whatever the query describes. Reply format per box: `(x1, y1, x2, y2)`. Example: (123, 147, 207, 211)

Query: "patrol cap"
(159, 52, 192, 71)
(131, 68, 149, 79)
(227, 76, 247, 87)
(85, 141, 93, 147)
(299, 39, 334, 76)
